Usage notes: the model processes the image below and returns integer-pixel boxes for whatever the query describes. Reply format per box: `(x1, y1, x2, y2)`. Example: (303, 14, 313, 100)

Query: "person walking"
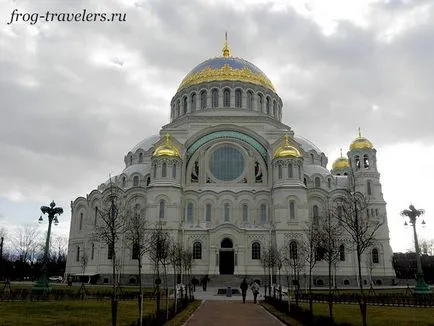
(251, 281, 260, 304)
(201, 275, 209, 291)
(240, 278, 248, 303)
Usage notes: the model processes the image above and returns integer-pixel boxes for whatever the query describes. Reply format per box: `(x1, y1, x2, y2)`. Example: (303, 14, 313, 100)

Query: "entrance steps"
(209, 275, 244, 288)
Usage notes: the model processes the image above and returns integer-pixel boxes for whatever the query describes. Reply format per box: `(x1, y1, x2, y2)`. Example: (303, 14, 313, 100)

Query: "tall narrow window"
(79, 213, 83, 230)
(132, 242, 139, 260)
(193, 242, 202, 259)
(139, 153, 143, 163)
(122, 176, 126, 187)
(266, 97, 270, 114)
(205, 204, 212, 222)
(313, 205, 319, 225)
(289, 241, 297, 260)
(260, 204, 267, 222)
(278, 165, 282, 179)
(172, 163, 177, 178)
(187, 203, 193, 223)
(363, 154, 370, 169)
(153, 164, 157, 178)
(289, 201, 295, 219)
(247, 91, 253, 110)
(372, 248, 379, 264)
(224, 203, 230, 222)
(91, 243, 95, 260)
(108, 245, 113, 260)
(162, 162, 167, 177)
(223, 88, 230, 107)
(328, 178, 331, 189)
(252, 242, 261, 260)
(159, 200, 165, 219)
(258, 94, 263, 111)
(311, 153, 315, 164)
(133, 175, 139, 186)
(212, 89, 218, 108)
(367, 180, 372, 195)
(355, 156, 361, 169)
(176, 100, 180, 117)
(273, 101, 277, 117)
(76, 246, 80, 262)
(339, 244, 345, 261)
(183, 96, 187, 114)
(314, 177, 321, 188)
(288, 163, 293, 178)
(200, 90, 207, 109)
(191, 93, 196, 112)
(298, 166, 302, 180)
(94, 207, 98, 226)
(242, 204, 248, 222)
(235, 89, 242, 108)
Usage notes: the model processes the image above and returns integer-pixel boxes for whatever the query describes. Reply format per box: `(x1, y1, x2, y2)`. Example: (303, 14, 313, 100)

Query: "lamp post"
(400, 204, 431, 295)
(33, 200, 63, 292)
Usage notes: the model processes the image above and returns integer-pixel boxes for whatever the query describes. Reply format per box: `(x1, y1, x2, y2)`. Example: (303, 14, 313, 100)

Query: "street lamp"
(400, 204, 431, 295)
(33, 200, 63, 292)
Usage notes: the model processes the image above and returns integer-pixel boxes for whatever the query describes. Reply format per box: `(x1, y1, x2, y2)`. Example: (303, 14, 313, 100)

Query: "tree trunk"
(138, 256, 143, 326)
(112, 249, 117, 326)
(309, 267, 313, 313)
(328, 259, 333, 320)
(357, 248, 367, 326)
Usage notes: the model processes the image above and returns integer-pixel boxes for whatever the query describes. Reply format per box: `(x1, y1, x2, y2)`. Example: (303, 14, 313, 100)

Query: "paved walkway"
(184, 300, 285, 326)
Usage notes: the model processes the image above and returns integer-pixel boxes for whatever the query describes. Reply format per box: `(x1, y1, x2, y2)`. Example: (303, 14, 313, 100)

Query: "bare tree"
(80, 250, 89, 283)
(168, 241, 183, 312)
(124, 205, 149, 326)
(12, 225, 41, 263)
(332, 175, 383, 326)
(93, 187, 125, 326)
(317, 205, 344, 320)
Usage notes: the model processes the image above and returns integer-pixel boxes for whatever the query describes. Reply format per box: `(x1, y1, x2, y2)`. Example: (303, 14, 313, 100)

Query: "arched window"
(107, 245, 113, 260)
(314, 177, 321, 188)
(288, 163, 293, 178)
(367, 180, 372, 195)
(298, 166, 301, 180)
(193, 242, 202, 259)
(247, 91, 253, 110)
(278, 165, 282, 179)
(355, 155, 361, 169)
(91, 243, 95, 260)
(146, 176, 151, 186)
(79, 212, 83, 230)
(139, 153, 143, 163)
(265, 97, 270, 114)
(205, 204, 212, 222)
(372, 248, 379, 263)
(162, 162, 167, 177)
(176, 100, 180, 117)
(328, 178, 331, 189)
(153, 164, 157, 178)
(133, 176, 139, 186)
(172, 163, 177, 178)
(289, 241, 297, 260)
(252, 242, 261, 260)
(200, 90, 207, 109)
(212, 89, 218, 108)
(132, 242, 140, 260)
(235, 89, 242, 108)
(363, 154, 369, 169)
(186, 203, 193, 223)
(289, 201, 296, 219)
(313, 205, 319, 225)
(273, 101, 277, 117)
(257, 94, 263, 111)
(224, 203, 230, 222)
(130, 156, 133, 165)
(76, 246, 80, 262)
(375, 208, 379, 216)
(260, 203, 267, 222)
(242, 204, 248, 222)
(122, 176, 126, 187)
(159, 199, 165, 219)
(94, 207, 98, 226)
(339, 244, 345, 261)
(183, 96, 187, 114)
(310, 153, 315, 164)
(223, 88, 230, 107)
(190, 93, 196, 112)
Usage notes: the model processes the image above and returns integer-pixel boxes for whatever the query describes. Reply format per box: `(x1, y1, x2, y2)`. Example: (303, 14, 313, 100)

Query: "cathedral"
(65, 39, 395, 287)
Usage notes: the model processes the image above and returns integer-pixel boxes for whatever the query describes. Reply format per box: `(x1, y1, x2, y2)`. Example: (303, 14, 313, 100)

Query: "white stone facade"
(65, 54, 395, 287)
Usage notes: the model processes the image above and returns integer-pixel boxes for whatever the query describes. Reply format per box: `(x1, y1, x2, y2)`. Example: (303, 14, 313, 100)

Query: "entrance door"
(219, 238, 234, 275)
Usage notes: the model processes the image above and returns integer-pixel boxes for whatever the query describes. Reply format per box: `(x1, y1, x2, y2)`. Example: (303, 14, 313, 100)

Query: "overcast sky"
(0, 0, 433, 253)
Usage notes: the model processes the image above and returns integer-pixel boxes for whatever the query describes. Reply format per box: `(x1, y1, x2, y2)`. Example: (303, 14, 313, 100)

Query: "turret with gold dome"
(331, 148, 350, 175)
(350, 128, 373, 151)
(153, 134, 180, 158)
(274, 135, 302, 159)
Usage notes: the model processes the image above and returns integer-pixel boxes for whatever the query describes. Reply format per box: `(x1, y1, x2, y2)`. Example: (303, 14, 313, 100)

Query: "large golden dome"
(274, 135, 302, 159)
(350, 128, 373, 151)
(153, 134, 180, 158)
(332, 149, 350, 170)
(177, 37, 275, 92)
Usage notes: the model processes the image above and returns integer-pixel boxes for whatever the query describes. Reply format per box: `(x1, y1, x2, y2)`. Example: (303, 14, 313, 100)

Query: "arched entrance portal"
(219, 238, 234, 275)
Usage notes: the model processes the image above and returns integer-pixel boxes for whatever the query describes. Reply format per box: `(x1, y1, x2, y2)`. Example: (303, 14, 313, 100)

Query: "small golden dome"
(274, 135, 301, 159)
(332, 149, 350, 170)
(153, 134, 180, 158)
(350, 128, 373, 151)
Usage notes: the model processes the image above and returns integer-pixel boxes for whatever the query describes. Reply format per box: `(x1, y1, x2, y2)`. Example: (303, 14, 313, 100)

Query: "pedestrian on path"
(201, 275, 209, 291)
(251, 281, 260, 304)
(240, 278, 248, 303)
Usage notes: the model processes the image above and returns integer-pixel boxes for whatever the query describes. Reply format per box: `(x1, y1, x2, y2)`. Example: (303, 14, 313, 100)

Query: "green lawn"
(0, 300, 155, 326)
(300, 302, 434, 326)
